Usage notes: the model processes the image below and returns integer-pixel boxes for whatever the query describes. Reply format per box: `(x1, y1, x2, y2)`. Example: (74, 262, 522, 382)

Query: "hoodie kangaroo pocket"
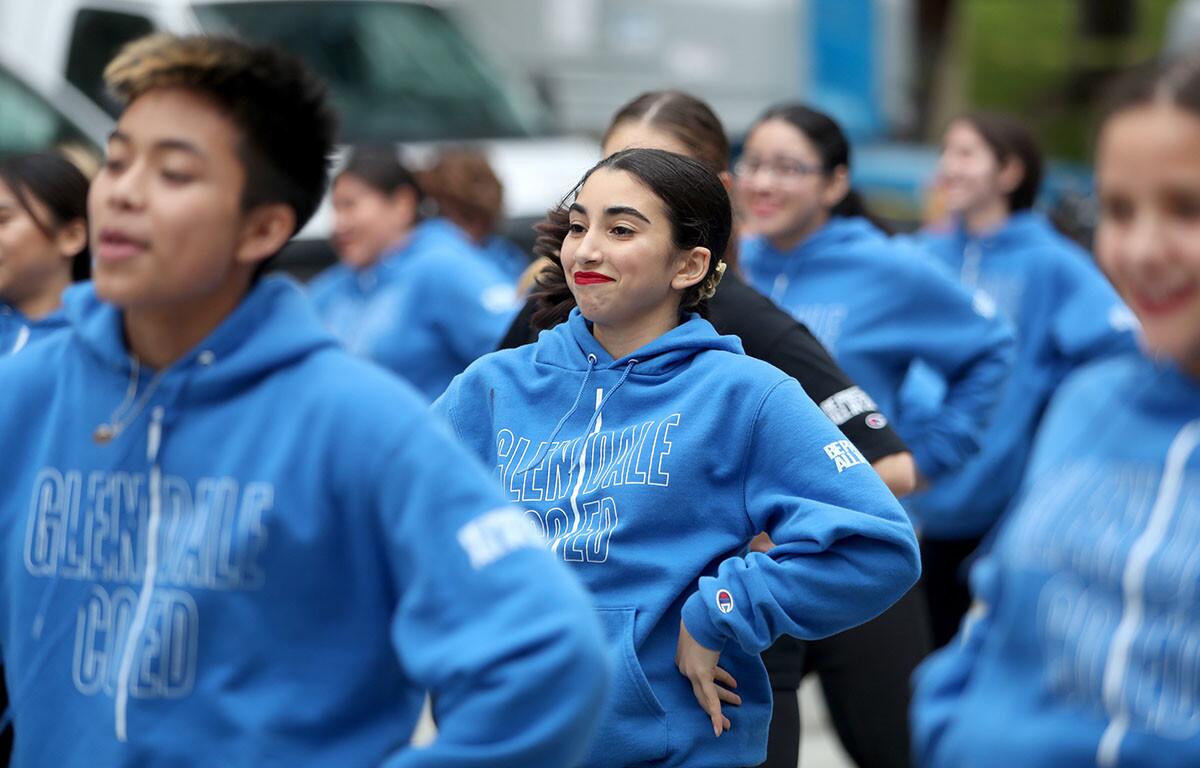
(584, 607, 671, 766)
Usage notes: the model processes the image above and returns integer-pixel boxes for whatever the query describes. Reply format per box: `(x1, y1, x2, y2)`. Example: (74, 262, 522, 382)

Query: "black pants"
(919, 535, 985, 650)
(757, 585, 932, 768)
(1, 670, 9, 767)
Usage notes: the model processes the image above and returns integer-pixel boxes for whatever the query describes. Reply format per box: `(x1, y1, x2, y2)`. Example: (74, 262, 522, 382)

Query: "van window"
(193, 1, 547, 142)
(66, 9, 155, 116)
(0, 66, 93, 158)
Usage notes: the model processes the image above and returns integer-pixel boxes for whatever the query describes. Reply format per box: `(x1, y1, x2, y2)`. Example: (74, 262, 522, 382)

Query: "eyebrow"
(568, 202, 651, 224)
(107, 130, 207, 159)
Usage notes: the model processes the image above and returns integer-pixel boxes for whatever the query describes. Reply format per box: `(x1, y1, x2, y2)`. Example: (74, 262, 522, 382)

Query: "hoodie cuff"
(682, 590, 727, 653)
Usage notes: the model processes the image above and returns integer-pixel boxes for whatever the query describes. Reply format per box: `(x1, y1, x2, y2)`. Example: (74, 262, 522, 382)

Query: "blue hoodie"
(913, 350, 1200, 767)
(741, 216, 1016, 482)
(308, 217, 520, 399)
(0, 302, 68, 355)
(0, 277, 607, 767)
(480, 235, 530, 283)
(900, 212, 1138, 538)
(434, 309, 921, 768)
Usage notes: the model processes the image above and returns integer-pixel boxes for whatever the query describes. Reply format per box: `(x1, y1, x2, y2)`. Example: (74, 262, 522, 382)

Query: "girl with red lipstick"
(501, 92, 915, 497)
(434, 147, 921, 768)
(589, 91, 929, 768)
(911, 55, 1200, 766)
(0, 152, 90, 357)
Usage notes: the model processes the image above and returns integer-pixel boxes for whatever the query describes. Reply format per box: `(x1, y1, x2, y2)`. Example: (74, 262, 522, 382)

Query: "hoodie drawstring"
(770, 273, 789, 304)
(517, 354, 597, 473)
(10, 325, 29, 355)
(94, 359, 167, 444)
(554, 359, 638, 553)
(578, 358, 638, 441)
(114, 405, 166, 742)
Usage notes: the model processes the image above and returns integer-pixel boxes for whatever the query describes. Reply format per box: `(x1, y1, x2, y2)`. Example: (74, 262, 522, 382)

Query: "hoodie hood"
(433, 284, 920, 768)
(946, 210, 1060, 255)
(0, 271, 610, 767)
(533, 307, 744, 376)
(745, 216, 886, 270)
(308, 215, 518, 400)
(0, 302, 69, 355)
(63, 276, 338, 405)
(905, 210, 1136, 536)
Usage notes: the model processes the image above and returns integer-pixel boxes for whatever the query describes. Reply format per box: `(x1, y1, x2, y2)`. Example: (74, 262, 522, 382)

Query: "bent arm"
(871, 451, 917, 498)
(749, 449, 917, 552)
(379, 419, 607, 768)
(683, 380, 920, 653)
(765, 321, 910, 466)
(896, 261, 1015, 481)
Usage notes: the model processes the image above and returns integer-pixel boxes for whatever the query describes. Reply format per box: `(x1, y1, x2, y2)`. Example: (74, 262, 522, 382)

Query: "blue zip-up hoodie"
(900, 212, 1138, 538)
(308, 217, 519, 399)
(0, 302, 68, 355)
(434, 309, 921, 768)
(0, 277, 607, 767)
(913, 351, 1200, 767)
(741, 216, 1016, 482)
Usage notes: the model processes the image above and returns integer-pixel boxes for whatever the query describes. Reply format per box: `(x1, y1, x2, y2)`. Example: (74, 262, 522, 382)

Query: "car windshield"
(193, 1, 546, 142)
(0, 65, 94, 158)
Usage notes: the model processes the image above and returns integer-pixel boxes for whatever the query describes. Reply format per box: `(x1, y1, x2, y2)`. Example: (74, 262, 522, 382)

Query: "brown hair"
(105, 34, 336, 239)
(420, 148, 503, 241)
(1101, 54, 1200, 124)
(602, 91, 731, 176)
(952, 112, 1043, 212)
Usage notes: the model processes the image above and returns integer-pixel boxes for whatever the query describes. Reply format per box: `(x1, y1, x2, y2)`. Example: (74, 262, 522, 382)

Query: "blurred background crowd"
(2, 2, 1197, 767)
(4, 0, 1195, 271)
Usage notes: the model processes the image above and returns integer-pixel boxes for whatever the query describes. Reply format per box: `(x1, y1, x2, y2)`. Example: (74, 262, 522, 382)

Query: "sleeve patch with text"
(457, 508, 546, 569)
(823, 440, 868, 473)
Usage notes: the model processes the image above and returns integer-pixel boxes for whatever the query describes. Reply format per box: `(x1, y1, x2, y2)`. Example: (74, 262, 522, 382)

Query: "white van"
(0, 0, 597, 274)
(0, 51, 112, 163)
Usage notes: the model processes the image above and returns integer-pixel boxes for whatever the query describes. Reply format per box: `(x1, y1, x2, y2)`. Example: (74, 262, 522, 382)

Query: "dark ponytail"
(0, 152, 90, 281)
(952, 112, 1043, 212)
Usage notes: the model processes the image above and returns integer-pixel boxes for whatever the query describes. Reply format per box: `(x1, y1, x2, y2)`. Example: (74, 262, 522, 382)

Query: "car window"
(193, 1, 548, 142)
(66, 9, 156, 116)
(0, 65, 94, 158)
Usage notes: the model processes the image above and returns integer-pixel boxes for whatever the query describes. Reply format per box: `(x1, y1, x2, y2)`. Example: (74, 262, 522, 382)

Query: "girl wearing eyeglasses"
(737, 112, 1015, 765)
(738, 104, 1014, 499)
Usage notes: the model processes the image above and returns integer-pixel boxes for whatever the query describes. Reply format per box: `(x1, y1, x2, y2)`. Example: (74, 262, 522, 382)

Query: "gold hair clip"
(698, 260, 727, 301)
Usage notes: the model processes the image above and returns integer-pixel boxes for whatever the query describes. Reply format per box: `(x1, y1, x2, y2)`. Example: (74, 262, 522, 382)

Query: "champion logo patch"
(716, 589, 734, 614)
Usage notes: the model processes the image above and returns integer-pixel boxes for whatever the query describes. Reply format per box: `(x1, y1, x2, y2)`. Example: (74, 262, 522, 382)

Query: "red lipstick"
(573, 271, 615, 285)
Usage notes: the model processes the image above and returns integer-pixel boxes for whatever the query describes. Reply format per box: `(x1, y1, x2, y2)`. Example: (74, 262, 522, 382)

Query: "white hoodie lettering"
(24, 467, 270, 705)
(495, 414, 681, 564)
